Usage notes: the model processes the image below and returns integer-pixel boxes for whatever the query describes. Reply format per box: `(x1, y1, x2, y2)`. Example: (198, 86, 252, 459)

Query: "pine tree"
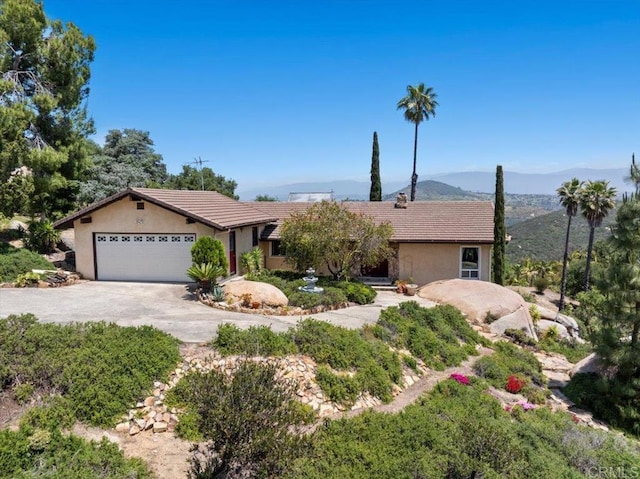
(369, 131, 382, 201)
(492, 165, 506, 285)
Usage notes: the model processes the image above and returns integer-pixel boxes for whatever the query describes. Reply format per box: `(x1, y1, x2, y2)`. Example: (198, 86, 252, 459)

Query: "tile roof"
(54, 188, 278, 230)
(252, 201, 495, 243)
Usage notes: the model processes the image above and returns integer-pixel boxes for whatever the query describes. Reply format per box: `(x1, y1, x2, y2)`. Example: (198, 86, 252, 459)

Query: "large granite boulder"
(418, 279, 537, 339)
(536, 320, 570, 340)
(570, 353, 605, 377)
(223, 280, 288, 307)
(536, 305, 580, 337)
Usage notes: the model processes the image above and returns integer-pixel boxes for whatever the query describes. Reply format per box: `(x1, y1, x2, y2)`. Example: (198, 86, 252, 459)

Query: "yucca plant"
(187, 262, 225, 290)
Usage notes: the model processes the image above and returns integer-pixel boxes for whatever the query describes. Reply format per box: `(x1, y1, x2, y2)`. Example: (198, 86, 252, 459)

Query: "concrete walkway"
(0, 281, 435, 343)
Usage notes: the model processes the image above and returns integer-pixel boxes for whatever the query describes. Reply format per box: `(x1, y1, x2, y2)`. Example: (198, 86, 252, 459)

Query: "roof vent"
(394, 192, 408, 209)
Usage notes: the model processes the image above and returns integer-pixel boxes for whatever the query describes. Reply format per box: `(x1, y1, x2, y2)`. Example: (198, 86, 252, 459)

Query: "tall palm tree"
(557, 178, 583, 310)
(397, 83, 438, 201)
(580, 180, 617, 291)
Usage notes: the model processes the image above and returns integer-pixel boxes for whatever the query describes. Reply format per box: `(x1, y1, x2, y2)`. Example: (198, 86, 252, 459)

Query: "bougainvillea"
(506, 375, 526, 394)
(449, 373, 470, 385)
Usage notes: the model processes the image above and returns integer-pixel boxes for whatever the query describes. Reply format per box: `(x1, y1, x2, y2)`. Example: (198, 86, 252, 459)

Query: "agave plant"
(186, 262, 225, 290)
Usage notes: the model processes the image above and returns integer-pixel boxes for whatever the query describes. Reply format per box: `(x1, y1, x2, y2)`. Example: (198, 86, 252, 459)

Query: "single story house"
(253, 200, 495, 285)
(53, 188, 277, 282)
(54, 188, 494, 285)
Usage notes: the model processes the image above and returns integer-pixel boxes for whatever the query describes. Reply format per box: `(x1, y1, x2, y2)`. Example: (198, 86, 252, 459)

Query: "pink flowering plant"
(449, 373, 470, 385)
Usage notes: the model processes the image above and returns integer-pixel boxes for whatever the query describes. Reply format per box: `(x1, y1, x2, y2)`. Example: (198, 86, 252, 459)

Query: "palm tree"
(580, 180, 617, 291)
(397, 83, 438, 201)
(557, 178, 583, 311)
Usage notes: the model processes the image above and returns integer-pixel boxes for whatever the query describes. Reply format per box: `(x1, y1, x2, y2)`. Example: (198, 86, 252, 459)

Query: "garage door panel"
(95, 234, 194, 282)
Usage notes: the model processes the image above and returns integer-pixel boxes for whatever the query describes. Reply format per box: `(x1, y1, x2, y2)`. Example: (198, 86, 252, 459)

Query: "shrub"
(529, 304, 541, 324)
(534, 276, 549, 293)
(473, 341, 546, 388)
(14, 271, 43, 287)
(172, 361, 311, 478)
(212, 324, 296, 357)
(12, 383, 34, 404)
(0, 315, 180, 427)
(186, 262, 225, 288)
(315, 365, 360, 405)
(506, 374, 527, 394)
(538, 336, 592, 364)
(374, 302, 485, 370)
(504, 328, 538, 347)
(0, 244, 53, 283)
(190, 236, 228, 271)
(240, 247, 264, 275)
(332, 281, 376, 304)
(0, 426, 152, 478)
(23, 220, 60, 253)
(288, 379, 640, 478)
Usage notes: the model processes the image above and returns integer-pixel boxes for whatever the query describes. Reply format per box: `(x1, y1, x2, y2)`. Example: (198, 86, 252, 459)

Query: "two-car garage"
(94, 233, 195, 282)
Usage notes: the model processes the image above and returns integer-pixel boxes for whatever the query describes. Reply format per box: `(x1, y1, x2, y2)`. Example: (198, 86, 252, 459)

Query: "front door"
(229, 231, 236, 275)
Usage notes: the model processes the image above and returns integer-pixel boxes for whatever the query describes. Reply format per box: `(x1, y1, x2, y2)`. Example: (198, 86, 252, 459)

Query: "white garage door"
(95, 233, 195, 282)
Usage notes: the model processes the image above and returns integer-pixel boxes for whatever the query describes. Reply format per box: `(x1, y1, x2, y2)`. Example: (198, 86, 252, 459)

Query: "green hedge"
(0, 314, 180, 427)
(0, 243, 53, 282)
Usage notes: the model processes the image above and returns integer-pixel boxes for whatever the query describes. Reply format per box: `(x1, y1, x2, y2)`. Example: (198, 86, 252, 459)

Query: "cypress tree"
(369, 131, 382, 201)
(492, 165, 506, 285)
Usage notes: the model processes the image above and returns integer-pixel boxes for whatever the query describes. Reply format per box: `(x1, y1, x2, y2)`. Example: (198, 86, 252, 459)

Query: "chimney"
(394, 192, 408, 209)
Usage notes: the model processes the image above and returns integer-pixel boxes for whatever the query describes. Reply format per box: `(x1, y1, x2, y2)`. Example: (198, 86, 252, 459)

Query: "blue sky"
(45, 0, 639, 190)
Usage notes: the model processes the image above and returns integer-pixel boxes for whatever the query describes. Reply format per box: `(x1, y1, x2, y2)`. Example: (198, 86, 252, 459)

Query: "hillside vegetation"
(507, 208, 616, 262)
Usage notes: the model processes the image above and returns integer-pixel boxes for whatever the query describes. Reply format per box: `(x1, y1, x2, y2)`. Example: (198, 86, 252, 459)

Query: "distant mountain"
(385, 180, 561, 225)
(237, 167, 631, 200)
(382, 180, 484, 201)
(237, 180, 406, 201)
(506, 209, 616, 262)
(431, 168, 630, 195)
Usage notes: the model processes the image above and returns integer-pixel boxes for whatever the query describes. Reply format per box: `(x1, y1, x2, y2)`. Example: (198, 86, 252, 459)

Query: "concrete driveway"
(0, 281, 434, 343)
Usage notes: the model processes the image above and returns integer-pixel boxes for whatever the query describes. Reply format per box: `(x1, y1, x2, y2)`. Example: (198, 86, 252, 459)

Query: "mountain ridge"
(237, 167, 629, 200)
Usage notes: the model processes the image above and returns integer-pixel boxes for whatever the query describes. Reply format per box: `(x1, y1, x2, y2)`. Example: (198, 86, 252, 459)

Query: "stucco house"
(54, 188, 495, 285)
(53, 188, 277, 282)
(253, 200, 495, 285)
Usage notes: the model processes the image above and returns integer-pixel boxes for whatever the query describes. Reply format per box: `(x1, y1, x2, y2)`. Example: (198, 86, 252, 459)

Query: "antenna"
(188, 156, 210, 191)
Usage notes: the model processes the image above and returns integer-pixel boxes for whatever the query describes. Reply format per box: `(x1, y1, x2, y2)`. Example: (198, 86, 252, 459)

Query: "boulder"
(489, 307, 538, 340)
(536, 320, 570, 340)
(418, 279, 530, 324)
(537, 306, 580, 334)
(570, 353, 604, 377)
(223, 280, 288, 307)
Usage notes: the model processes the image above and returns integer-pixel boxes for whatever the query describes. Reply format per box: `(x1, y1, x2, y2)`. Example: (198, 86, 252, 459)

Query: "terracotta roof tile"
(54, 188, 277, 230)
(252, 201, 494, 243)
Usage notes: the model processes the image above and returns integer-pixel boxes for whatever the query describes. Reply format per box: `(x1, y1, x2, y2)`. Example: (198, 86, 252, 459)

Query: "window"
(252, 227, 259, 247)
(136, 202, 145, 210)
(460, 247, 480, 279)
(271, 240, 285, 257)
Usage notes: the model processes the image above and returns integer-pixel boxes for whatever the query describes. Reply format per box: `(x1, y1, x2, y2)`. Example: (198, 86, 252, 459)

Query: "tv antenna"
(188, 156, 209, 191)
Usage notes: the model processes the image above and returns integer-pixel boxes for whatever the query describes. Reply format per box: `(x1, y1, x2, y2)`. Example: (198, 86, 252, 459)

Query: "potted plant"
(405, 277, 419, 296)
(395, 279, 407, 294)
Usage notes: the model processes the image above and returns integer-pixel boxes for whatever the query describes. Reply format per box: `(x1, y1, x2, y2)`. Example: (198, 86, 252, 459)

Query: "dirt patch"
(81, 425, 193, 479)
(0, 393, 25, 430)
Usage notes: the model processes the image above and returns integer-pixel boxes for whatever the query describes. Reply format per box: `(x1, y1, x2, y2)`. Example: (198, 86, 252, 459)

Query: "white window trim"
(459, 246, 481, 280)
